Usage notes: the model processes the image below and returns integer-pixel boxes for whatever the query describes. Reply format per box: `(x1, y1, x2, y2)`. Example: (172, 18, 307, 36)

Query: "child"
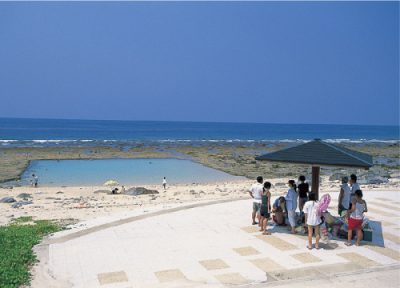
(303, 192, 321, 249)
(346, 190, 367, 246)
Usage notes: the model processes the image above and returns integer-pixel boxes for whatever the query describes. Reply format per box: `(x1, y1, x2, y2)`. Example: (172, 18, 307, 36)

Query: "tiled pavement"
(37, 191, 400, 287)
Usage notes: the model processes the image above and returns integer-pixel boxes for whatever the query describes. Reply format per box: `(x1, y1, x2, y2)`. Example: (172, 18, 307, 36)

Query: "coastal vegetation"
(0, 217, 62, 288)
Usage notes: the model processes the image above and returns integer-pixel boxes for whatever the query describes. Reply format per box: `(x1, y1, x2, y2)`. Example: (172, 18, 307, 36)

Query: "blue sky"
(0, 2, 398, 125)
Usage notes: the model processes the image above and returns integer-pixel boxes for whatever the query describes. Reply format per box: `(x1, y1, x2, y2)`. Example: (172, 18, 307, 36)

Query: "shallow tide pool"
(21, 158, 243, 186)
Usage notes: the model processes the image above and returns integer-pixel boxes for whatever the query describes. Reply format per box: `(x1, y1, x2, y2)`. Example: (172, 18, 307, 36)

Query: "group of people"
(249, 173, 368, 248)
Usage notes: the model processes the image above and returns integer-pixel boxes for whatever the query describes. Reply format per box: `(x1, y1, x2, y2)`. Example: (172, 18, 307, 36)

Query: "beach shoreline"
(1, 176, 399, 226)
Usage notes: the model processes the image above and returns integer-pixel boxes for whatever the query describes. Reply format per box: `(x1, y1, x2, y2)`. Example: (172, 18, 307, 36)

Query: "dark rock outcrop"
(0, 197, 16, 203)
(125, 187, 159, 196)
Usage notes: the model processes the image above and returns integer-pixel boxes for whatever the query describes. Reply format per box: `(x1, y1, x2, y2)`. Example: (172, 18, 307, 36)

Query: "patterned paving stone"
(241, 226, 261, 233)
(233, 246, 260, 256)
(364, 245, 400, 261)
(292, 252, 322, 263)
(381, 221, 397, 227)
(369, 202, 399, 212)
(367, 207, 394, 217)
(375, 198, 392, 202)
(199, 259, 229, 270)
(97, 271, 128, 285)
(214, 273, 249, 285)
(337, 252, 379, 267)
(250, 257, 284, 272)
(154, 269, 186, 282)
(255, 235, 297, 251)
(383, 233, 400, 244)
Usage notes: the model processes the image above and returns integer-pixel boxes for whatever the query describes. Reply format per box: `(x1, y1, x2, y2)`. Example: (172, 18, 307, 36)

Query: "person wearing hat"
(338, 176, 351, 216)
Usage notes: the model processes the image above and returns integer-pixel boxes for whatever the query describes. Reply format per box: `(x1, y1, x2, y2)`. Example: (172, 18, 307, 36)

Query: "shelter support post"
(312, 166, 320, 199)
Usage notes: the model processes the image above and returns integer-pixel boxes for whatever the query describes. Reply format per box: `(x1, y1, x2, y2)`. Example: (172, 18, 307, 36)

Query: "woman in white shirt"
(304, 192, 321, 249)
(338, 176, 351, 216)
(285, 180, 298, 234)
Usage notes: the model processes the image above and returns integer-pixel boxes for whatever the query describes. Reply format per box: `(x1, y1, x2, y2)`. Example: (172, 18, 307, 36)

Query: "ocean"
(0, 118, 398, 147)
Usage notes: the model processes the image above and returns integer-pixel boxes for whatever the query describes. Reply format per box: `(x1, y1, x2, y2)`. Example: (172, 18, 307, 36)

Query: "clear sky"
(0, 1, 398, 125)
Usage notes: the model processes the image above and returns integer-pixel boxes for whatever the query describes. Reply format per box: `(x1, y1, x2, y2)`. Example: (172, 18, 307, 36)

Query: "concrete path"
(32, 191, 400, 287)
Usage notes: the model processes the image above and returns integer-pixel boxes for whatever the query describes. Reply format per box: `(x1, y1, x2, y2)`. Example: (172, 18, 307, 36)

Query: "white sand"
(1, 176, 398, 225)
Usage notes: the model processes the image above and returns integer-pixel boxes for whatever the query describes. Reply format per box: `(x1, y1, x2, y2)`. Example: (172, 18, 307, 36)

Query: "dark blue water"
(0, 118, 398, 146)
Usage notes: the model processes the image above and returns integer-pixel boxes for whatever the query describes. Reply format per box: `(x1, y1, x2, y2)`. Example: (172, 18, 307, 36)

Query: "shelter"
(255, 139, 373, 198)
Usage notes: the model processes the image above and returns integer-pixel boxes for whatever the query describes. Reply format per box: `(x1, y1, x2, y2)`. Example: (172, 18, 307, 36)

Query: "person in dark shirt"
(297, 175, 309, 215)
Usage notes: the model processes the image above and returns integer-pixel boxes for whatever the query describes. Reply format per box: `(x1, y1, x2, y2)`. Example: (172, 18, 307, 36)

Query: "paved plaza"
(33, 191, 400, 287)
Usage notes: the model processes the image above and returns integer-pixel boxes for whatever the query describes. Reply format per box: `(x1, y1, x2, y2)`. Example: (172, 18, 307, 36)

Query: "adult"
(249, 176, 263, 225)
(272, 196, 287, 225)
(285, 180, 298, 234)
(338, 176, 351, 216)
(162, 177, 167, 190)
(346, 189, 368, 246)
(350, 174, 361, 203)
(120, 185, 126, 194)
(260, 181, 272, 235)
(304, 192, 321, 249)
(297, 175, 309, 215)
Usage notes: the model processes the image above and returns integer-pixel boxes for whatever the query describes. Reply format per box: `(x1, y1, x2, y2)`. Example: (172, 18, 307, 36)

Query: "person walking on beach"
(31, 174, 38, 188)
(304, 192, 321, 249)
(338, 176, 351, 216)
(162, 177, 167, 190)
(346, 189, 368, 246)
(285, 180, 298, 234)
(260, 181, 272, 235)
(297, 175, 309, 216)
(249, 176, 263, 225)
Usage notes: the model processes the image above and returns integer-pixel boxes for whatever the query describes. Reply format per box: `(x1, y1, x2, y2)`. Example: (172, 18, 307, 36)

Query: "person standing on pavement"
(285, 180, 298, 234)
(249, 176, 263, 225)
(297, 175, 309, 216)
(349, 174, 360, 209)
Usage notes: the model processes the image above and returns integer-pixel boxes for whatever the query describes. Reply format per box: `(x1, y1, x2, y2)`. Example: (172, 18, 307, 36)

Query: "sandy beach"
(1, 175, 399, 226)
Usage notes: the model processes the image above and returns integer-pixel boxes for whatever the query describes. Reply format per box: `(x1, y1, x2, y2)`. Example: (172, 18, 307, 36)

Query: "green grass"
(0, 217, 61, 288)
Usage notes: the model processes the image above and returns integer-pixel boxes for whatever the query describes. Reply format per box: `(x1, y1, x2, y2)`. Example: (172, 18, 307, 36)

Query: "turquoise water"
(21, 158, 243, 186)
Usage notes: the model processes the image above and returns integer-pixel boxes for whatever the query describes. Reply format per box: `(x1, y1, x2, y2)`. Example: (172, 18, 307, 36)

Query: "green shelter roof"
(255, 139, 373, 168)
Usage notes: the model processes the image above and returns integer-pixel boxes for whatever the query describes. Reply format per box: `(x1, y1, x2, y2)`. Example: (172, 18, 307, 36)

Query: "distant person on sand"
(31, 174, 38, 188)
(304, 192, 321, 249)
(272, 196, 287, 225)
(285, 180, 298, 234)
(111, 188, 119, 194)
(346, 189, 368, 246)
(297, 175, 309, 216)
(162, 177, 167, 190)
(338, 176, 351, 216)
(249, 176, 263, 225)
(259, 181, 272, 235)
(120, 185, 126, 194)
